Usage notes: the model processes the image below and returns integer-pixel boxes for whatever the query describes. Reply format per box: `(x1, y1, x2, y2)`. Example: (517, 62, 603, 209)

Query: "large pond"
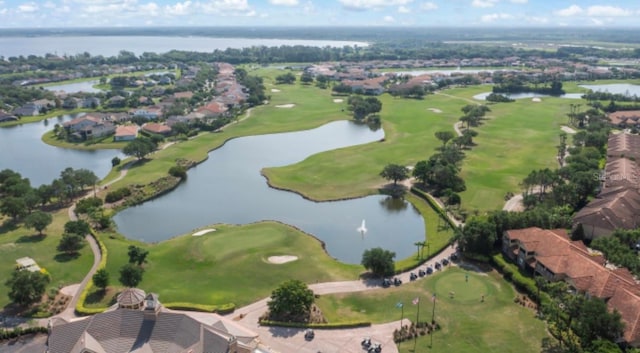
(113, 121, 425, 264)
(473, 92, 583, 100)
(580, 83, 640, 96)
(0, 115, 123, 186)
(473, 83, 640, 101)
(45, 81, 101, 94)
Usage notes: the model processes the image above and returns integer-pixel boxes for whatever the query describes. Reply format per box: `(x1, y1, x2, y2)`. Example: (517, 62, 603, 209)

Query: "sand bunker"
(192, 228, 216, 236)
(561, 125, 577, 134)
(532, 97, 542, 102)
(333, 98, 344, 103)
(428, 108, 442, 113)
(275, 104, 295, 108)
(271, 89, 281, 92)
(268, 255, 298, 264)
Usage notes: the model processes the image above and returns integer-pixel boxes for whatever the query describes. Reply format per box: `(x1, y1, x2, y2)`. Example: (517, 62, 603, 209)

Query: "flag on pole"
(396, 302, 403, 308)
(412, 297, 420, 305)
(432, 293, 436, 302)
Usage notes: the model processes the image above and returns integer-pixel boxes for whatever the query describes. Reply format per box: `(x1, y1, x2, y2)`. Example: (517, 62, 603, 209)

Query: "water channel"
(0, 114, 122, 187)
(113, 121, 425, 264)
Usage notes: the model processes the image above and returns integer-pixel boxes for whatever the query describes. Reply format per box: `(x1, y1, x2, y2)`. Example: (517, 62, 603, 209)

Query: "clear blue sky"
(0, 0, 638, 28)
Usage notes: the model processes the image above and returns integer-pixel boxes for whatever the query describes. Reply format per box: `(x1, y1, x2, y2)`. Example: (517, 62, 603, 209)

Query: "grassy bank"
(317, 266, 550, 353)
(0, 210, 94, 308)
(97, 221, 361, 307)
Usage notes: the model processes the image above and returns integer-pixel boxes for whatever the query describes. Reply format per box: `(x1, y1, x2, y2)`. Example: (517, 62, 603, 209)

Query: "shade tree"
(267, 279, 315, 322)
(361, 247, 396, 277)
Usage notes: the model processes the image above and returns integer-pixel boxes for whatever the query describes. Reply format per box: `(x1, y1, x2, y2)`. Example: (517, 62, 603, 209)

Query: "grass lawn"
(98, 221, 362, 307)
(458, 96, 571, 211)
(0, 210, 94, 309)
(316, 266, 550, 353)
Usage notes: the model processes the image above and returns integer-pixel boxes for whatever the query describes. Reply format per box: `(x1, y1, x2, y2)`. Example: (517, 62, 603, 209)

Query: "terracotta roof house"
(142, 122, 172, 136)
(503, 227, 640, 346)
(63, 115, 103, 132)
(573, 132, 640, 239)
(174, 91, 194, 100)
(573, 186, 640, 239)
(608, 133, 640, 161)
(47, 290, 258, 353)
(197, 102, 228, 118)
(603, 157, 640, 189)
(114, 125, 139, 142)
(609, 111, 640, 128)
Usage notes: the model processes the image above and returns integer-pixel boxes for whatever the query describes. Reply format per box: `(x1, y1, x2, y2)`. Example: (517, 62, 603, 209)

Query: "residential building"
(608, 111, 640, 129)
(573, 132, 640, 239)
(114, 125, 139, 142)
(503, 227, 640, 346)
(47, 288, 258, 353)
(0, 110, 19, 122)
(142, 122, 172, 136)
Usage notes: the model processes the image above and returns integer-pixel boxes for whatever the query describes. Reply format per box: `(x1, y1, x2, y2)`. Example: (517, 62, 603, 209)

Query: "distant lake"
(0, 36, 368, 57)
(45, 81, 101, 94)
(473, 92, 584, 100)
(387, 68, 511, 76)
(0, 114, 123, 186)
(579, 83, 640, 96)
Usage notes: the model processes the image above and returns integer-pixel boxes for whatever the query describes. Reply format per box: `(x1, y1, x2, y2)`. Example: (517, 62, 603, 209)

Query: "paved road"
(229, 246, 458, 353)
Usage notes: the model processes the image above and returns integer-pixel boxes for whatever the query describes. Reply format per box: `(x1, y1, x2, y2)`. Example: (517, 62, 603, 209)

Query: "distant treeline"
(492, 81, 565, 96)
(3, 41, 640, 71)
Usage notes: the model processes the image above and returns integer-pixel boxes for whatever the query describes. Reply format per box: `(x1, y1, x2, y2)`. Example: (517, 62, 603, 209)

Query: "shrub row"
(163, 302, 235, 314)
(410, 187, 457, 230)
(258, 320, 371, 329)
(491, 253, 550, 305)
(105, 187, 131, 203)
(0, 326, 48, 341)
(75, 229, 109, 316)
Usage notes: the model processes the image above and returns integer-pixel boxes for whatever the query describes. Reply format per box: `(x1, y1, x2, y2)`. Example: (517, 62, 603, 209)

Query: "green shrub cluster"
(105, 187, 131, 203)
(168, 165, 187, 179)
(0, 326, 48, 340)
(491, 254, 550, 305)
(258, 320, 371, 329)
(410, 188, 456, 230)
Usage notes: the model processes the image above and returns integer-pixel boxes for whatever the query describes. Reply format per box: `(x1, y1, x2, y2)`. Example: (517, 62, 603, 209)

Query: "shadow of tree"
(268, 326, 301, 338)
(16, 234, 46, 244)
(54, 252, 80, 262)
(84, 289, 117, 306)
(0, 220, 18, 234)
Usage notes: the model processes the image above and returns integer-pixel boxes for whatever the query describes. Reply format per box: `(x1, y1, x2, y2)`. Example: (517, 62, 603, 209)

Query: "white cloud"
(591, 18, 604, 26)
(384, 15, 395, 23)
(17, 2, 39, 12)
(510, 0, 527, 3)
(43, 1, 56, 9)
(200, 0, 250, 12)
(420, 2, 438, 11)
(586, 5, 631, 17)
(140, 2, 159, 16)
(339, 0, 413, 11)
(481, 13, 513, 23)
(471, 0, 498, 8)
(554, 5, 583, 17)
(269, 0, 299, 5)
(165, 1, 192, 15)
(398, 5, 410, 13)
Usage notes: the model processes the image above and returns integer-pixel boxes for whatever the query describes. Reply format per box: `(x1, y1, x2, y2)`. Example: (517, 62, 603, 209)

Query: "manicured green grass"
(458, 96, 570, 211)
(0, 210, 94, 308)
(316, 267, 550, 353)
(99, 221, 361, 307)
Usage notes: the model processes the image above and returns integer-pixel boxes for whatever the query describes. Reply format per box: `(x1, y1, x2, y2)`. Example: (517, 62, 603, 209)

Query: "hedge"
(410, 187, 457, 230)
(75, 229, 109, 316)
(0, 326, 48, 341)
(163, 302, 235, 314)
(491, 253, 551, 306)
(259, 320, 371, 329)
